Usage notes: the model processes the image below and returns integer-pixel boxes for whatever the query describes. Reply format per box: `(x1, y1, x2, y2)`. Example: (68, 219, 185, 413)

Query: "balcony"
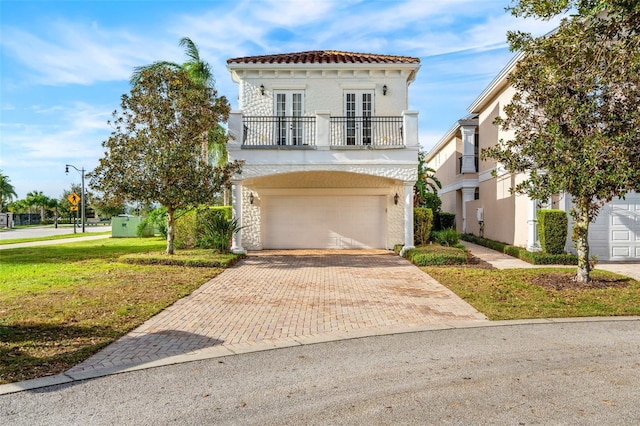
(329, 116, 403, 148)
(458, 155, 478, 174)
(242, 116, 317, 148)
(230, 111, 418, 150)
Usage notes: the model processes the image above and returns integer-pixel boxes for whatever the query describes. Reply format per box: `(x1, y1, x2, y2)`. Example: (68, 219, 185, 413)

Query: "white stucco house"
(225, 51, 421, 252)
(427, 55, 640, 262)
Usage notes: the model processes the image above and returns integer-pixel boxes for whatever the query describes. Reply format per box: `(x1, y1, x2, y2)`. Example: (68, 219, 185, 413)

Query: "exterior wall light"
(260, 84, 265, 96)
(383, 85, 388, 96)
(250, 193, 254, 204)
(394, 193, 399, 205)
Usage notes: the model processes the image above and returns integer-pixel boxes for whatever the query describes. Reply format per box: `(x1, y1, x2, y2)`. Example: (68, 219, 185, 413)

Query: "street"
(1, 320, 639, 425)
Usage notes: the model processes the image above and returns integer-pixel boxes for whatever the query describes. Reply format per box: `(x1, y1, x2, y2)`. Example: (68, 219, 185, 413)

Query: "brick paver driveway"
(68, 250, 487, 376)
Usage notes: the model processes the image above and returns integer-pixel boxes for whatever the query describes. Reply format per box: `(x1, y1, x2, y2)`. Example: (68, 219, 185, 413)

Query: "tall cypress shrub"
(413, 208, 433, 246)
(537, 209, 568, 255)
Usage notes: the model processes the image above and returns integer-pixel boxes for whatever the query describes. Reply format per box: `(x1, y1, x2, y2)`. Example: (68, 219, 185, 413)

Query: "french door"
(345, 91, 373, 145)
(275, 91, 304, 145)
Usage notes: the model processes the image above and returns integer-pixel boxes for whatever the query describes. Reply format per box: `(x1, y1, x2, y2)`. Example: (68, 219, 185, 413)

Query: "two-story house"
(225, 51, 421, 253)
(427, 55, 640, 262)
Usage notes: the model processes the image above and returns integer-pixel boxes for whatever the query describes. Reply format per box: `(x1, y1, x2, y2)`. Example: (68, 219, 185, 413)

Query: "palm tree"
(414, 150, 442, 207)
(25, 190, 50, 223)
(130, 37, 230, 204)
(130, 37, 214, 87)
(0, 171, 18, 212)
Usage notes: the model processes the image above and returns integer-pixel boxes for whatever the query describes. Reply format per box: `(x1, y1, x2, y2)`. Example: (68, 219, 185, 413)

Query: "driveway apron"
(68, 250, 487, 376)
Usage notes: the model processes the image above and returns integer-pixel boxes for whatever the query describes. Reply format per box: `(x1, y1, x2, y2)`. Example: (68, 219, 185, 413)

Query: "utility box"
(111, 215, 152, 238)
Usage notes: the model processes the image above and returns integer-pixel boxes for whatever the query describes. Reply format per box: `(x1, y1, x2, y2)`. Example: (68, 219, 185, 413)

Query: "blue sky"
(0, 0, 559, 200)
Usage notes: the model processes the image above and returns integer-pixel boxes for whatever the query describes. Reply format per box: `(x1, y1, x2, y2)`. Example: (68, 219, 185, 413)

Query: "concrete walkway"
(64, 250, 487, 380)
(462, 241, 640, 281)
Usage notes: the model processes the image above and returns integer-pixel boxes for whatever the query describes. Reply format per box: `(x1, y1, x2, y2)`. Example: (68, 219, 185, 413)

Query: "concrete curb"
(2, 316, 638, 396)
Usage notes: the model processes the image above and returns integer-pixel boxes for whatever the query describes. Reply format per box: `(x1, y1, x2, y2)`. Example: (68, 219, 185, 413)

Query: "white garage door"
(589, 193, 640, 261)
(263, 195, 386, 249)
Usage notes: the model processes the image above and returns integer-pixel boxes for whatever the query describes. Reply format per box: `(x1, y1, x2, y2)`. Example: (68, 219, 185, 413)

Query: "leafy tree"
(0, 171, 18, 211)
(90, 67, 242, 254)
(131, 37, 231, 205)
(484, 0, 640, 282)
(414, 150, 442, 207)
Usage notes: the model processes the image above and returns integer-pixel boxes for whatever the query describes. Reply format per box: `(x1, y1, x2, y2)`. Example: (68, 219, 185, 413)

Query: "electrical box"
(476, 208, 484, 222)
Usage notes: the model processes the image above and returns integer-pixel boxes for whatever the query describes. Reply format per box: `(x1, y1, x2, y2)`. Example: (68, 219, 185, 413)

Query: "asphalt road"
(0, 225, 111, 240)
(1, 320, 639, 425)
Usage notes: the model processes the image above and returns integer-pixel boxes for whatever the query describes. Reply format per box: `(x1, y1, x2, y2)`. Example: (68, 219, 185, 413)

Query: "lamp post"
(65, 164, 86, 233)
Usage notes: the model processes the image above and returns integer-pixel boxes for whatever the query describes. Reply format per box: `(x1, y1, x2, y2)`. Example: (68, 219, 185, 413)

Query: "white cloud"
(1, 21, 180, 86)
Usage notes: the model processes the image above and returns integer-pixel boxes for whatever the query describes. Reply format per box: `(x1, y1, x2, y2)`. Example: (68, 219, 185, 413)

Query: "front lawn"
(0, 237, 242, 384)
(424, 266, 640, 320)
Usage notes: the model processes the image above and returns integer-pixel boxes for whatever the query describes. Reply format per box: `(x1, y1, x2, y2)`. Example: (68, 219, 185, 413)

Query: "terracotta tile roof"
(227, 50, 420, 65)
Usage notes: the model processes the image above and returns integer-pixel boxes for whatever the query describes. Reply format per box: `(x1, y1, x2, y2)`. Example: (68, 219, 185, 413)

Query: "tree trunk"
(166, 208, 175, 255)
(572, 200, 591, 283)
(223, 186, 229, 206)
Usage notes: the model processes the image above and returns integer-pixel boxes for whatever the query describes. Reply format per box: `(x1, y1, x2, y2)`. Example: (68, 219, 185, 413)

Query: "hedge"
(402, 245, 467, 266)
(438, 212, 456, 230)
(462, 234, 577, 265)
(537, 209, 568, 255)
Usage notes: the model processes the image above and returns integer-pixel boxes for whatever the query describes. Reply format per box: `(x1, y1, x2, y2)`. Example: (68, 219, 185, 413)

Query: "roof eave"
(467, 51, 522, 114)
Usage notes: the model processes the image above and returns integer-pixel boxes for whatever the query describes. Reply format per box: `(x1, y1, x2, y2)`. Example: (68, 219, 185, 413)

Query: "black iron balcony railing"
(242, 116, 316, 147)
(330, 116, 403, 147)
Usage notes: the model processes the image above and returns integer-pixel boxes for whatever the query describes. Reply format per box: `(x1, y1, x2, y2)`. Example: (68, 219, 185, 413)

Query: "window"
(474, 133, 479, 172)
(274, 91, 304, 145)
(344, 91, 373, 145)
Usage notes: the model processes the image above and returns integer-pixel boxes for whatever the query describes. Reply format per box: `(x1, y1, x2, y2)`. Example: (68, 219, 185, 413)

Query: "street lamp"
(65, 164, 86, 233)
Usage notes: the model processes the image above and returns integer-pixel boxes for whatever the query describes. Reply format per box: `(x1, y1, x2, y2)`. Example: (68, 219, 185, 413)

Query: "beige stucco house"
(226, 51, 421, 253)
(427, 55, 640, 262)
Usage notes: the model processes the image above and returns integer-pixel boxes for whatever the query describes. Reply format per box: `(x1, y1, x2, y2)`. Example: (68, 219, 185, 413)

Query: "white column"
(460, 125, 476, 173)
(402, 111, 419, 147)
(227, 110, 244, 146)
(315, 110, 331, 147)
(526, 196, 540, 251)
(231, 180, 246, 254)
(559, 192, 574, 253)
(461, 187, 476, 234)
(400, 181, 415, 255)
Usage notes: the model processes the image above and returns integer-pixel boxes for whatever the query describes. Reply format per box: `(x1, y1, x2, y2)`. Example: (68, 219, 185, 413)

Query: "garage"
(262, 195, 386, 249)
(589, 192, 640, 261)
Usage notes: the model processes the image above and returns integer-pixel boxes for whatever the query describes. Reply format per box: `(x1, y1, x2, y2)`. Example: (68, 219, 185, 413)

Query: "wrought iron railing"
(330, 116, 403, 147)
(242, 116, 316, 147)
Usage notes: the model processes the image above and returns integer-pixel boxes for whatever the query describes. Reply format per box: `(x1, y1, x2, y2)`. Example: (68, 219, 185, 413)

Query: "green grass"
(0, 231, 111, 245)
(423, 266, 640, 320)
(0, 237, 242, 384)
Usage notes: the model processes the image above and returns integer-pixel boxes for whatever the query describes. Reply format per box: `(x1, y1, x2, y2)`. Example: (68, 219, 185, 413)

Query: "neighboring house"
(427, 55, 640, 262)
(226, 51, 421, 252)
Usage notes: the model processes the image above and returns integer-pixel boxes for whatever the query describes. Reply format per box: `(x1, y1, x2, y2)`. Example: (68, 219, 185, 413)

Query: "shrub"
(196, 213, 241, 253)
(432, 228, 460, 246)
(174, 210, 197, 249)
(403, 245, 467, 266)
(413, 208, 433, 246)
(537, 209, 568, 255)
(136, 206, 167, 238)
(422, 192, 442, 213)
(438, 212, 456, 230)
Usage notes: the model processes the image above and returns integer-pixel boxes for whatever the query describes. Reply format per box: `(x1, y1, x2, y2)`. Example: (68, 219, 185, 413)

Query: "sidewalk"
(0, 234, 110, 250)
(462, 241, 640, 281)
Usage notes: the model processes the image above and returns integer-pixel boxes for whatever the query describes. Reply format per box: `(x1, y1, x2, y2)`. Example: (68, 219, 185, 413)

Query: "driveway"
(67, 250, 487, 378)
